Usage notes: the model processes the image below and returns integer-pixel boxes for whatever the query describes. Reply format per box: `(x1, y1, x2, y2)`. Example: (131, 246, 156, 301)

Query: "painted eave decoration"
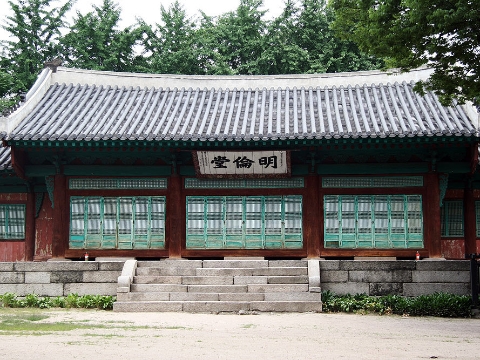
(0, 66, 479, 149)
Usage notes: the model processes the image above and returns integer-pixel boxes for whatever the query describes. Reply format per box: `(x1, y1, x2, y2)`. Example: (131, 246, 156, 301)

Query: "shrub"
(322, 291, 474, 318)
(0, 293, 116, 310)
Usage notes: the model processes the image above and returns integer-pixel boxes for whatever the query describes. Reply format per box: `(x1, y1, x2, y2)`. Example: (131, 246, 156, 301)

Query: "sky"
(0, 0, 285, 42)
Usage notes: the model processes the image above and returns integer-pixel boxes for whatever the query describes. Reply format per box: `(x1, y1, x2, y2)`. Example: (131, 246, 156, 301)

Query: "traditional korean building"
(0, 64, 479, 262)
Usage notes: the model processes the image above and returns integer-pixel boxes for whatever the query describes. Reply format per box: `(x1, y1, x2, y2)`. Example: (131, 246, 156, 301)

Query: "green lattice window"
(324, 195, 423, 248)
(69, 196, 165, 249)
(0, 204, 26, 240)
(186, 196, 303, 249)
(441, 200, 464, 237)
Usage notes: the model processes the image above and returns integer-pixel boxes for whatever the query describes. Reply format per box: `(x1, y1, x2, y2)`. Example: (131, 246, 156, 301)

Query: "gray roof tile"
(0, 147, 12, 170)
(6, 79, 476, 143)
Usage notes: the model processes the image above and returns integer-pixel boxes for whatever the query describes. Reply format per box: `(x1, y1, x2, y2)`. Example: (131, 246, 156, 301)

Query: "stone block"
(320, 270, 348, 283)
(24, 272, 51, 284)
(233, 276, 267, 285)
(197, 268, 255, 276)
(170, 293, 219, 301)
(218, 293, 265, 301)
(264, 292, 322, 301)
(321, 282, 369, 295)
(252, 267, 307, 276)
(116, 287, 130, 293)
(412, 271, 470, 283)
(249, 301, 322, 312)
(349, 270, 412, 283)
(114, 301, 183, 312)
(133, 276, 182, 284)
(369, 283, 403, 296)
(340, 261, 416, 271)
(308, 259, 320, 288)
(0, 283, 63, 297)
(269, 260, 307, 268)
(50, 271, 83, 283)
(83, 271, 120, 283)
(403, 283, 470, 296)
(187, 285, 248, 293)
(64, 282, 117, 296)
(117, 292, 170, 302)
(98, 262, 126, 271)
(0, 263, 14, 271)
(415, 260, 470, 271)
(182, 276, 233, 285)
(14, 262, 98, 272)
(0, 272, 24, 284)
(182, 301, 250, 313)
(267, 276, 308, 284)
(319, 260, 340, 270)
(247, 284, 309, 293)
(203, 260, 268, 268)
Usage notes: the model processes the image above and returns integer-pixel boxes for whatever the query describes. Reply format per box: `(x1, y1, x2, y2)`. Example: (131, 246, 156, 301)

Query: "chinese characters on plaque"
(195, 151, 289, 177)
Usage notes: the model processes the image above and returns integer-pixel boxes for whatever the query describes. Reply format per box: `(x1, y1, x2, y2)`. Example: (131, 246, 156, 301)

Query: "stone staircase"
(113, 259, 322, 313)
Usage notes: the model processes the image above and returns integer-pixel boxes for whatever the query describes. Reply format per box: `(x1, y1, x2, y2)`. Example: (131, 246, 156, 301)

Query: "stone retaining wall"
(0, 260, 472, 298)
(0, 261, 123, 297)
(320, 260, 471, 296)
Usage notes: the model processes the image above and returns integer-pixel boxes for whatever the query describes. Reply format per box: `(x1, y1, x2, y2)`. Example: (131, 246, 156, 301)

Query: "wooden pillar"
(304, 174, 321, 258)
(167, 173, 183, 258)
(425, 172, 442, 258)
(24, 190, 35, 261)
(464, 178, 476, 257)
(52, 174, 67, 258)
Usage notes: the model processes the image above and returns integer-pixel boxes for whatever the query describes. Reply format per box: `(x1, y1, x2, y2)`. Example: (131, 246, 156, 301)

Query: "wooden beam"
(63, 165, 171, 176)
(464, 178, 477, 256)
(167, 174, 183, 258)
(24, 190, 35, 261)
(316, 163, 429, 175)
(304, 174, 320, 258)
(52, 174, 67, 258)
(424, 172, 442, 258)
(10, 147, 26, 180)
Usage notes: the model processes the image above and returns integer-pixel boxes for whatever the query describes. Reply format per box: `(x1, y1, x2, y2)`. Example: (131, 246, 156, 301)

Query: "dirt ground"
(0, 309, 479, 360)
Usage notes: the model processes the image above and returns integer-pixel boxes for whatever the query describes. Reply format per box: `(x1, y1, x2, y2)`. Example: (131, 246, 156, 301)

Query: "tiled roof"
(0, 147, 12, 170)
(3, 67, 478, 143)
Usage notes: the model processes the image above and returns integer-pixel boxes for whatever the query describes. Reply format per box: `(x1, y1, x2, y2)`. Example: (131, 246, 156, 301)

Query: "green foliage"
(60, 0, 145, 72)
(1, 0, 74, 93)
(0, 293, 116, 310)
(322, 291, 474, 318)
(141, 1, 205, 74)
(330, 0, 480, 104)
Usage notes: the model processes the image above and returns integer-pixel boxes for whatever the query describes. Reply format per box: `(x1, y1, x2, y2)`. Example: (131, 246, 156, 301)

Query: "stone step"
(133, 274, 308, 286)
(137, 260, 203, 268)
(247, 284, 309, 293)
(130, 284, 187, 292)
(133, 276, 183, 284)
(195, 267, 307, 276)
(114, 300, 321, 313)
(136, 267, 197, 276)
(118, 291, 321, 302)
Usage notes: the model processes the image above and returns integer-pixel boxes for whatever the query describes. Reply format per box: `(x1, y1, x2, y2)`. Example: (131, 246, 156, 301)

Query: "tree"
(60, 0, 145, 72)
(258, 0, 309, 74)
(0, 0, 73, 93)
(141, 1, 205, 74)
(210, 0, 267, 74)
(260, 0, 382, 75)
(330, 0, 480, 104)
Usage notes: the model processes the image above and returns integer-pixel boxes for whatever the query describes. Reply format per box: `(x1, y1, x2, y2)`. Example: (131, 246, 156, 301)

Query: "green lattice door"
(186, 195, 303, 249)
(324, 195, 423, 249)
(69, 196, 166, 249)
